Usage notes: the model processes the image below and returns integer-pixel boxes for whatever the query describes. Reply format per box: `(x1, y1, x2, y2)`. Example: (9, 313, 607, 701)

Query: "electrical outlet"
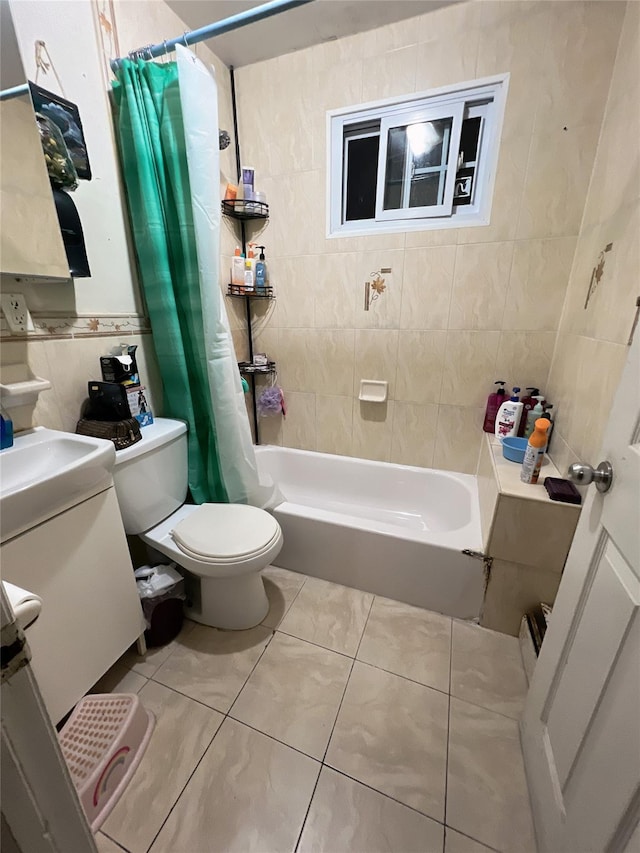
(1, 293, 34, 333)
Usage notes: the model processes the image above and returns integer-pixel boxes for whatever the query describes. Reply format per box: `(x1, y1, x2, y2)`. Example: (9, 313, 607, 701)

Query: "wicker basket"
(76, 417, 142, 451)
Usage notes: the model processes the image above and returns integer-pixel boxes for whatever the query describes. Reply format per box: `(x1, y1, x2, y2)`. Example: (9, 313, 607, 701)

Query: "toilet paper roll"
(3, 581, 42, 630)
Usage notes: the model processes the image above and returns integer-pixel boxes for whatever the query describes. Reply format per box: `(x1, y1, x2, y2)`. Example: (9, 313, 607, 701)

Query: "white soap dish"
(359, 379, 388, 403)
(0, 363, 52, 408)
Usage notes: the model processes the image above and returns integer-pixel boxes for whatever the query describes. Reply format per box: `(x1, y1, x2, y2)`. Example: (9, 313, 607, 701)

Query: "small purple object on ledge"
(544, 477, 582, 505)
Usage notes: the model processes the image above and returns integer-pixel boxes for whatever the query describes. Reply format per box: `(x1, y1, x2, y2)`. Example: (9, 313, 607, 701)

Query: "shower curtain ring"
(182, 31, 189, 47)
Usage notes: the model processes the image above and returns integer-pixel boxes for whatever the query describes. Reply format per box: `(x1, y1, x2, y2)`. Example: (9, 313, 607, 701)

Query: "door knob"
(567, 460, 613, 493)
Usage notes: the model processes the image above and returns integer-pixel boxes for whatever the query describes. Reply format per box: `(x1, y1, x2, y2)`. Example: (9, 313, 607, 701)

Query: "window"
(328, 76, 508, 237)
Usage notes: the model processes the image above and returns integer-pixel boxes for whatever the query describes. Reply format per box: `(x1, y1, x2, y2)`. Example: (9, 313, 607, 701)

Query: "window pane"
(410, 118, 451, 168)
(409, 173, 442, 208)
(382, 117, 453, 211)
(383, 126, 407, 211)
(459, 116, 481, 164)
(345, 135, 380, 221)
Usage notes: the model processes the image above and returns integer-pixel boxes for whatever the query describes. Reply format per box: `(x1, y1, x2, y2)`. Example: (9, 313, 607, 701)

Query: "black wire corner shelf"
(227, 283, 274, 299)
(238, 360, 276, 375)
(222, 199, 269, 220)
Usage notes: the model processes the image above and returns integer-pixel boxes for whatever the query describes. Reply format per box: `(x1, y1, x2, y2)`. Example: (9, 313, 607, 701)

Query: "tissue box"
(100, 345, 139, 386)
(126, 385, 154, 427)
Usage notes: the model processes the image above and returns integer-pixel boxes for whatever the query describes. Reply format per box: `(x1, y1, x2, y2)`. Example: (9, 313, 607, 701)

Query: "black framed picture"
(453, 167, 474, 206)
(29, 82, 92, 180)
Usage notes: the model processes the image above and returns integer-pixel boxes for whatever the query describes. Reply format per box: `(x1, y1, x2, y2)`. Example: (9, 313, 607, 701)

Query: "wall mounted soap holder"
(0, 363, 52, 408)
(359, 379, 388, 403)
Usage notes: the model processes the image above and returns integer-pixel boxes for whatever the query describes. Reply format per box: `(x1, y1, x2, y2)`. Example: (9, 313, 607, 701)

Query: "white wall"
(1, 0, 237, 433)
(9, 0, 143, 315)
(7, 0, 237, 318)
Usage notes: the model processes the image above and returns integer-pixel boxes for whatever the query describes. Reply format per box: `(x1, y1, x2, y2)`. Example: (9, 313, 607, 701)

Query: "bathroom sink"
(0, 427, 116, 543)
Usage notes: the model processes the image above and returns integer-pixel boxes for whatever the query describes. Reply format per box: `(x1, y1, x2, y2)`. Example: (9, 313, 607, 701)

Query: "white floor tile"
(450, 621, 528, 719)
(231, 632, 351, 758)
(326, 661, 449, 821)
(279, 576, 373, 656)
(298, 766, 444, 852)
(149, 718, 320, 853)
(447, 697, 536, 853)
(102, 681, 223, 853)
(358, 596, 452, 692)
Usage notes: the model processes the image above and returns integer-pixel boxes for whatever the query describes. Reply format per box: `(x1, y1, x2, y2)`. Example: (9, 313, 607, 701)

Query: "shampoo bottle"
(518, 387, 540, 436)
(231, 247, 245, 286)
(495, 387, 523, 443)
(520, 418, 550, 484)
(255, 246, 268, 292)
(247, 243, 256, 273)
(523, 395, 545, 438)
(483, 381, 507, 432)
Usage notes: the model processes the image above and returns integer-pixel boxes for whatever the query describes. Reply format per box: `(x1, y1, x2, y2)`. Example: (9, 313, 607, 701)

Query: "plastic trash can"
(135, 563, 185, 647)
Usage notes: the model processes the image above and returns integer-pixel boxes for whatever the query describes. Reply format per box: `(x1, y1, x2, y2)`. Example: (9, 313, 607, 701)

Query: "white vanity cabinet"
(1, 484, 144, 724)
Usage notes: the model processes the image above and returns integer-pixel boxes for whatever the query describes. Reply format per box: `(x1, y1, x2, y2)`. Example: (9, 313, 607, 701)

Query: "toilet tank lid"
(113, 418, 188, 465)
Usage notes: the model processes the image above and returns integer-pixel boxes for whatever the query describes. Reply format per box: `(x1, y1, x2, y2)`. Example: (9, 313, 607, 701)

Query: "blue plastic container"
(502, 436, 529, 463)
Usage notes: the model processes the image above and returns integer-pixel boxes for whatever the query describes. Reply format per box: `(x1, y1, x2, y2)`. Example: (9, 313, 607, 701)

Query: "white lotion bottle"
(243, 258, 254, 292)
(495, 387, 524, 443)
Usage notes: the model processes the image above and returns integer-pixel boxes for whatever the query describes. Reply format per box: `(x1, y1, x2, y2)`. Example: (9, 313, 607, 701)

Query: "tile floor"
(92, 565, 536, 853)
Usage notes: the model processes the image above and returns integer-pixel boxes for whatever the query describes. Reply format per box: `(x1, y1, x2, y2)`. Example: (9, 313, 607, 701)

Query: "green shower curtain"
(112, 58, 227, 503)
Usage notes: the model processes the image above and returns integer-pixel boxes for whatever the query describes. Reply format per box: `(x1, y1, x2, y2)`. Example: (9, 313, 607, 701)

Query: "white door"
(521, 334, 640, 852)
(1, 588, 96, 852)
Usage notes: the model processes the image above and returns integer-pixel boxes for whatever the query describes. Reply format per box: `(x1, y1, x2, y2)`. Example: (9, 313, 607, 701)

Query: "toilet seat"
(171, 503, 281, 565)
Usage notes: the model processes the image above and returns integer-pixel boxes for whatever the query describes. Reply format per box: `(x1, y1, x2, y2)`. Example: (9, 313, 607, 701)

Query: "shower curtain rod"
(110, 0, 315, 71)
(0, 82, 29, 102)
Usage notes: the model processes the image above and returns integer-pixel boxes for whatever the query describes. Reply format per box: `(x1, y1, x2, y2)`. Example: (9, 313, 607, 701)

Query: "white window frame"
(327, 74, 509, 239)
(375, 102, 464, 221)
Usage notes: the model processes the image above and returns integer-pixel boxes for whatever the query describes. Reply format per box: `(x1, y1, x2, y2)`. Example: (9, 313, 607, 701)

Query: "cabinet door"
(0, 94, 69, 279)
(1, 487, 144, 724)
(0, 0, 68, 280)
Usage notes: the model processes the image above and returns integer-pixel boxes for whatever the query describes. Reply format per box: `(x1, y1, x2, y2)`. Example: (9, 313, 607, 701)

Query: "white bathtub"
(256, 446, 486, 620)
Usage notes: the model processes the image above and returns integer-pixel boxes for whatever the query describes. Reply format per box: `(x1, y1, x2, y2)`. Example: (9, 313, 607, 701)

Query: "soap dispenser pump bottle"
(541, 403, 555, 449)
(483, 381, 507, 432)
(523, 395, 545, 439)
(255, 246, 268, 292)
(0, 404, 14, 450)
(518, 387, 540, 436)
(495, 387, 523, 443)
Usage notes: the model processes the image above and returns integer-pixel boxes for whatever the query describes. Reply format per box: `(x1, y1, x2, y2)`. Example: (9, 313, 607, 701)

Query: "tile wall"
(545, 0, 640, 472)
(234, 0, 625, 472)
(0, 331, 163, 434)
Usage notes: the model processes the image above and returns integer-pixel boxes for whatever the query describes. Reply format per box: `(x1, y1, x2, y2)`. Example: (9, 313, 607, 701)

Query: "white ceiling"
(165, 0, 457, 68)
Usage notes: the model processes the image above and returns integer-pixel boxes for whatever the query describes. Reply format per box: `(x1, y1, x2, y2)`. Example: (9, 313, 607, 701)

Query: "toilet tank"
(112, 418, 188, 534)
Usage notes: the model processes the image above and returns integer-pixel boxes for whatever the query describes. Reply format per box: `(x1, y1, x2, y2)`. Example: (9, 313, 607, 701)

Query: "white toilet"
(112, 418, 283, 630)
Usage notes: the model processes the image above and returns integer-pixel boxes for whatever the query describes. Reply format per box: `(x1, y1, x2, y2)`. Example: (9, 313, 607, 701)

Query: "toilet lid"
(171, 504, 281, 561)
